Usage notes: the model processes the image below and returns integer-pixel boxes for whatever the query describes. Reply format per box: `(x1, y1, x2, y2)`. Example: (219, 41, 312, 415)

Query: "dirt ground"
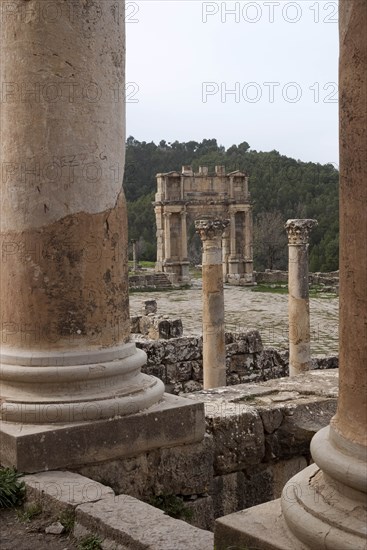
(0, 507, 78, 550)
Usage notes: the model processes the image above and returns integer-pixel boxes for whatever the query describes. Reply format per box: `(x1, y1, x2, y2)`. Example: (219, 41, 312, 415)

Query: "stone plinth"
(0, 0, 206, 473)
(195, 218, 229, 389)
(0, 394, 205, 472)
(285, 219, 317, 376)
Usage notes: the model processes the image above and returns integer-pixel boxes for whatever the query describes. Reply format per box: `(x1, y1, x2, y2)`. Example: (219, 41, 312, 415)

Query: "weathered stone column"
(195, 218, 229, 389)
(164, 212, 172, 260)
(285, 219, 317, 376)
(214, 2, 366, 547)
(180, 210, 188, 260)
(222, 227, 230, 280)
(282, 2, 367, 547)
(229, 212, 236, 257)
(244, 210, 253, 270)
(0, 2, 164, 425)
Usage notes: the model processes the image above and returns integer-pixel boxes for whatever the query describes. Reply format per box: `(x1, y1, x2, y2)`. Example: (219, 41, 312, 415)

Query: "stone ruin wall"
(77, 371, 339, 532)
(254, 270, 340, 292)
(135, 330, 338, 395)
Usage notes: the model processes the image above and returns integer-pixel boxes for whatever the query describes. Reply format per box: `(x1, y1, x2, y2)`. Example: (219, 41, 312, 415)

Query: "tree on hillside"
(254, 211, 288, 271)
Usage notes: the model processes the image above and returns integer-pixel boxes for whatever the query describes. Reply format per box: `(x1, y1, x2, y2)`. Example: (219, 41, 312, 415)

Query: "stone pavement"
(130, 283, 339, 355)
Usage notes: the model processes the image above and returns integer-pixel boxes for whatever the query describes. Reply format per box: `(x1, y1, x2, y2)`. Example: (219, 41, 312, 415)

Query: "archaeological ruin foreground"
(0, 1, 366, 549)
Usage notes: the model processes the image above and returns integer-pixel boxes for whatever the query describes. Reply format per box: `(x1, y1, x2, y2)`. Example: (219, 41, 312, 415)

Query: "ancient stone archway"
(154, 165, 254, 285)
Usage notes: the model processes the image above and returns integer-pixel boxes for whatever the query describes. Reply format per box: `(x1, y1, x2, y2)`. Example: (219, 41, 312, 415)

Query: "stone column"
(285, 219, 317, 376)
(214, 2, 367, 548)
(180, 210, 188, 260)
(131, 239, 138, 272)
(0, 0, 164, 426)
(154, 205, 164, 272)
(222, 227, 230, 280)
(164, 212, 172, 260)
(244, 210, 253, 266)
(195, 219, 229, 389)
(282, 2, 367, 547)
(229, 212, 236, 257)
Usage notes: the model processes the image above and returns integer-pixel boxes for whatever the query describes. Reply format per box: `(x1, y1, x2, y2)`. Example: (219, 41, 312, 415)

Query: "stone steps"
(129, 273, 173, 290)
(23, 471, 214, 550)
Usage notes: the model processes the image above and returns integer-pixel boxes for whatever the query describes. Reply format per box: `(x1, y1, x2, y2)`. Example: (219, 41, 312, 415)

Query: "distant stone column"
(180, 210, 188, 260)
(229, 212, 236, 257)
(222, 227, 230, 279)
(164, 212, 172, 260)
(195, 218, 229, 389)
(244, 209, 253, 277)
(285, 219, 318, 376)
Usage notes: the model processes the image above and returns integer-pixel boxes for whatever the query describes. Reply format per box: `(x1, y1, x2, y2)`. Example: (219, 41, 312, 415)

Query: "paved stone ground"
(130, 282, 339, 355)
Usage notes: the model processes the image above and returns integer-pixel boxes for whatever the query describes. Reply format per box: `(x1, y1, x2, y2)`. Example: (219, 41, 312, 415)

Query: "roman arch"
(154, 165, 254, 285)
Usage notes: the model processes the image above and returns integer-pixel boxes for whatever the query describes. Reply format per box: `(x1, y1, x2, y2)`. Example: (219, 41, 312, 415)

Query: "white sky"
(126, 0, 339, 165)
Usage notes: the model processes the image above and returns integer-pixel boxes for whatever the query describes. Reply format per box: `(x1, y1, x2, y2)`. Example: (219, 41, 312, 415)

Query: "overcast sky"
(126, 0, 339, 165)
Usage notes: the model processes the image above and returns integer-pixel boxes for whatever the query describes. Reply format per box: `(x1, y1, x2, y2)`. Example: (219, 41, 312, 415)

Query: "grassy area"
(252, 282, 337, 298)
(128, 261, 155, 269)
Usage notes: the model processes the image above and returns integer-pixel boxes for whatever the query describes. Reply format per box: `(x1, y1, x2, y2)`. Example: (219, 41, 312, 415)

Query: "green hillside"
(125, 137, 339, 272)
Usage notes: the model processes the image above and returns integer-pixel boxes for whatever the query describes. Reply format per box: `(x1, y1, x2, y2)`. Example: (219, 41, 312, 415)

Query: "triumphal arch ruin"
(154, 165, 254, 285)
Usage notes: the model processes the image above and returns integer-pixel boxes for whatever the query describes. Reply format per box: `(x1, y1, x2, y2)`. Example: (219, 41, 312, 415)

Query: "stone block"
(170, 319, 184, 338)
(264, 399, 337, 460)
(155, 319, 171, 339)
(77, 435, 214, 499)
(142, 299, 157, 315)
(0, 394, 205, 472)
(22, 471, 114, 514)
(242, 466, 274, 509)
(177, 362, 193, 382)
(232, 330, 263, 353)
(191, 361, 203, 381)
(214, 498, 307, 550)
(185, 496, 214, 531)
(259, 407, 284, 434)
(74, 494, 214, 550)
(229, 354, 255, 373)
(130, 315, 141, 333)
(205, 403, 265, 474)
(269, 456, 308, 499)
(165, 337, 202, 362)
(183, 380, 203, 393)
(212, 472, 243, 518)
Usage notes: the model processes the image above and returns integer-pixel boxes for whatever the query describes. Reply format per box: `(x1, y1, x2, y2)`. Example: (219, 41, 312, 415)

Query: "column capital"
(195, 218, 229, 242)
(285, 218, 318, 245)
(163, 211, 172, 218)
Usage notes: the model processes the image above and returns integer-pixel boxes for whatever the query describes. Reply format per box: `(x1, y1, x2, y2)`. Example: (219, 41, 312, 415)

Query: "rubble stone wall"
(136, 330, 338, 394)
(254, 270, 339, 291)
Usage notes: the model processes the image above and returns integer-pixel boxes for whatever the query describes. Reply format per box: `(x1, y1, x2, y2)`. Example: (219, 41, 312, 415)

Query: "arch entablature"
(154, 165, 254, 285)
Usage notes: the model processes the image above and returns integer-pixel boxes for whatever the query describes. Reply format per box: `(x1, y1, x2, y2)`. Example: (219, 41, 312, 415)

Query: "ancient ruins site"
(0, 1, 366, 549)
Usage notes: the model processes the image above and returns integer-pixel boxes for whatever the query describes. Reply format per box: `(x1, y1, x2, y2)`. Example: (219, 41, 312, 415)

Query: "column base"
(281, 463, 367, 550)
(215, 464, 367, 550)
(0, 393, 205, 472)
(1, 343, 164, 423)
